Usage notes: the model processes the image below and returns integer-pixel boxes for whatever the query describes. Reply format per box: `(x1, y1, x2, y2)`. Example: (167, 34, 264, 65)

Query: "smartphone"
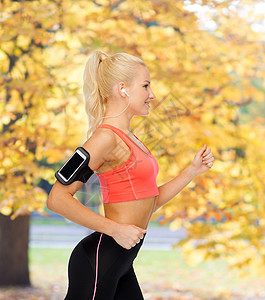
(57, 148, 87, 183)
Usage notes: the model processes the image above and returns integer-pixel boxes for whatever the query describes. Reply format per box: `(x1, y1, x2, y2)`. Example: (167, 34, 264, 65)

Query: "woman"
(47, 50, 214, 300)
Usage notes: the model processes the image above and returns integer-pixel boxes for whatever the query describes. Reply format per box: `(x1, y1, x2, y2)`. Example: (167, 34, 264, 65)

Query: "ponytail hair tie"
(99, 55, 108, 63)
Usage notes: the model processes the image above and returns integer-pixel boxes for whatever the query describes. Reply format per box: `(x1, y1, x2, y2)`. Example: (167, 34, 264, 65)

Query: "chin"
(138, 111, 149, 117)
(132, 106, 150, 117)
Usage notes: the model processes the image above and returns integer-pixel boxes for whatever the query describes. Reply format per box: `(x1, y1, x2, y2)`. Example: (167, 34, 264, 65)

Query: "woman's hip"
(71, 231, 145, 275)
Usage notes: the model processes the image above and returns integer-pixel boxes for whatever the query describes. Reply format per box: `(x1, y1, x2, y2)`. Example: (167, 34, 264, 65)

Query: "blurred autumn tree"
(0, 0, 264, 286)
(0, 0, 87, 285)
(150, 0, 265, 278)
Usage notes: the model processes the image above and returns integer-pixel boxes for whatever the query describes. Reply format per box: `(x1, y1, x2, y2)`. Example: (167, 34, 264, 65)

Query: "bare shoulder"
(82, 127, 117, 172)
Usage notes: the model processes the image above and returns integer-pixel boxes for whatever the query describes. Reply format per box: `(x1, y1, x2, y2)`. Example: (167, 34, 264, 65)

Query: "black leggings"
(64, 231, 145, 300)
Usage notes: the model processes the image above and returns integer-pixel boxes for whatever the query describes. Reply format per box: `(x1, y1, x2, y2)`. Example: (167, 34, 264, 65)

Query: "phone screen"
(59, 152, 85, 181)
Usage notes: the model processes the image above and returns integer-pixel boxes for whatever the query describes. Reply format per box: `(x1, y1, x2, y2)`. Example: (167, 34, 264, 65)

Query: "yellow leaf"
(169, 219, 182, 230)
(1, 206, 12, 216)
(186, 249, 206, 266)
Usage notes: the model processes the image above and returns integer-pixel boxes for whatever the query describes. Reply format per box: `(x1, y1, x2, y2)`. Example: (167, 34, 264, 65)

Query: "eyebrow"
(143, 80, 150, 83)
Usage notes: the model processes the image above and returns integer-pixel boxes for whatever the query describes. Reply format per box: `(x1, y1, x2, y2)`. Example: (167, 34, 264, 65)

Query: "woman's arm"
(153, 144, 214, 212)
(47, 129, 146, 249)
(47, 181, 119, 236)
(154, 164, 196, 211)
(47, 130, 119, 235)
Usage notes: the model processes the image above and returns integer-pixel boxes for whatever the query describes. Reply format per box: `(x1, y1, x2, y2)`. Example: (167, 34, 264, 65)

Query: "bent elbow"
(46, 193, 54, 211)
(46, 188, 58, 212)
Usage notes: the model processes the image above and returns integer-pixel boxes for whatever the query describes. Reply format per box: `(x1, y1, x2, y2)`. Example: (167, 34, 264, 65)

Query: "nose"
(149, 89, 156, 100)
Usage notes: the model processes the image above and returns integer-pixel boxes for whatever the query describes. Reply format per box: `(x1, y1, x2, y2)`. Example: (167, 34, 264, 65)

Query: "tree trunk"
(0, 213, 30, 286)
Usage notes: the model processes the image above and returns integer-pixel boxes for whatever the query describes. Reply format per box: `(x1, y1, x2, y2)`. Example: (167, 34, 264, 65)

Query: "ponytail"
(83, 50, 109, 138)
(83, 50, 146, 138)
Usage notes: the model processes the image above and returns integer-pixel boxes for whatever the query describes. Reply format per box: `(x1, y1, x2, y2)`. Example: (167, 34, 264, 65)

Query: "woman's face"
(127, 65, 156, 116)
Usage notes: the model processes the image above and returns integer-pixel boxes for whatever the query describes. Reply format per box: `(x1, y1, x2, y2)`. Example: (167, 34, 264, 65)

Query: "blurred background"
(0, 0, 265, 299)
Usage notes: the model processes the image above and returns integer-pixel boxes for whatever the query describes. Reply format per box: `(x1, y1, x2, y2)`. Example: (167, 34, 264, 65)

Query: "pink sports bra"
(95, 124, 159, 203)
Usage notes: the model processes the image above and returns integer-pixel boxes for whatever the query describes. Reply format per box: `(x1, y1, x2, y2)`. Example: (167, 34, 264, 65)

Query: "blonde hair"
(83, 50, 146, 138)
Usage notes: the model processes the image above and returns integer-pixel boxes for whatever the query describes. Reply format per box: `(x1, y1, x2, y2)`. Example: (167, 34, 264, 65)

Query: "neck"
(100, 121, 132, 135)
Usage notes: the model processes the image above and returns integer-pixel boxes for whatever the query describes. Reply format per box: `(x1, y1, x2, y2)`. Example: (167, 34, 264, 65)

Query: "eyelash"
(143, 84, 149, 89)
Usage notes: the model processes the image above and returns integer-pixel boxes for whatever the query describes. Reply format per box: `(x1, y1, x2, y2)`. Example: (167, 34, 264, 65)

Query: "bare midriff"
(96, 127, 158, 230)
(103, 195, 158, 230)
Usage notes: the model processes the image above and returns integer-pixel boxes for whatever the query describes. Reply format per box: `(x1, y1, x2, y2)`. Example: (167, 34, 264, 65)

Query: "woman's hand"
(111, 223, 147, 250)
(190, 144, 214, 176)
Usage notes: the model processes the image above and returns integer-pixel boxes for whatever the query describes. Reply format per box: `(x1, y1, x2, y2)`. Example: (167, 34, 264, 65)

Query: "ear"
(117, 82, 127, 97)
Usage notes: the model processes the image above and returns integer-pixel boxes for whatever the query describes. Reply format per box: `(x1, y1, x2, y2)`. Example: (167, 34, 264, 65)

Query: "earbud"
(121, 88, 129, 96)
(89, 88, 131, 120)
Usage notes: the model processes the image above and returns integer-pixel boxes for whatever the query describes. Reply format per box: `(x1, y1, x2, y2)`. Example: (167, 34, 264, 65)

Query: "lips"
(145, 101, 150, 108)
